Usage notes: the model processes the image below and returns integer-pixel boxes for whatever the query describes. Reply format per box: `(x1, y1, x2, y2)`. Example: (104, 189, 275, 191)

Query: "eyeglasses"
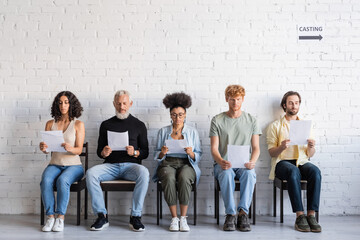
(170, 113, 185, 119)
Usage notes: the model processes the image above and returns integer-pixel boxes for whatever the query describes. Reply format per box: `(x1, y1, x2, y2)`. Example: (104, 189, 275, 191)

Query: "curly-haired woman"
(153, 92, 202, 232)
(39, 91, 85, 232)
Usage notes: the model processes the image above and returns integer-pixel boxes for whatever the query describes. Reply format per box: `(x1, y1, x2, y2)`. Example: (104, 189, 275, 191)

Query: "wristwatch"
(133, 150, 138, 157)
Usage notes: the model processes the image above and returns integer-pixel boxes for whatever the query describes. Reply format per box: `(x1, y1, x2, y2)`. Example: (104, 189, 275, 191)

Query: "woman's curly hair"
(163, 92, 192, 111)
(51, 91, 83, 122)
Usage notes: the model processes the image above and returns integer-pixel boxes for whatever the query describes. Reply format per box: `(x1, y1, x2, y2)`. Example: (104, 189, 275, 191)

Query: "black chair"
(214, 178, 256, 225)
(41, 142, 88, 226)
(100, 180, 136, 216)
(156, 181, 197, 225)
(273, 177, 319, 223)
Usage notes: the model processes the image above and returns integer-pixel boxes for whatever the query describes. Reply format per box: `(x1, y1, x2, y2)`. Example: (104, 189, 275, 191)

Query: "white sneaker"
(169, 217, 179, 232)
(180, 216, 190, 232)
(42, 217, 55, 232)
(52, 218, 64, 232)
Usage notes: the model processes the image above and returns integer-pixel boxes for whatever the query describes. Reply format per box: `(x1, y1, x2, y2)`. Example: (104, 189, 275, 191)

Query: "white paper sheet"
(165, 139, 188, 154)
(107, 130, 129, 151)
(227, 145, 250, 168)
(40, 130, 66, 152)
(289, 120, 312, 145)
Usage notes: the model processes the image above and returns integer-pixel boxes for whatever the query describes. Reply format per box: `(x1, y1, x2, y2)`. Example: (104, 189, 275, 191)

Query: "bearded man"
(86, 90, 149, 232)
(266, 91, 321, 233)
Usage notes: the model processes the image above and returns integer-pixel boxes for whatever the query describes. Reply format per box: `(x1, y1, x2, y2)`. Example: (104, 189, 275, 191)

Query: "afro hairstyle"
(162, 92, 192, 111)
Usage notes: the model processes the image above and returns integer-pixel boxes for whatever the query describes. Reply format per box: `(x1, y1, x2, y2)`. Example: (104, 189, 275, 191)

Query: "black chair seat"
(100, 180, 136, 216)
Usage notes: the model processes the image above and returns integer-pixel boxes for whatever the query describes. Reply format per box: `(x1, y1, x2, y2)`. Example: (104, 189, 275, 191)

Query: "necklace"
(173, 129, 181, 135)
(172, 126, 183, 135)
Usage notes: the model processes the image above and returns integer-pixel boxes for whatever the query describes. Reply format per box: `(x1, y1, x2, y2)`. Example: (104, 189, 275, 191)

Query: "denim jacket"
(152, 124, 202, 184)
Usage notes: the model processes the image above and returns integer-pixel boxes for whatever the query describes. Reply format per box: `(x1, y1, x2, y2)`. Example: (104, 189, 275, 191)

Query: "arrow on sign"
(299, 35, 323, 41)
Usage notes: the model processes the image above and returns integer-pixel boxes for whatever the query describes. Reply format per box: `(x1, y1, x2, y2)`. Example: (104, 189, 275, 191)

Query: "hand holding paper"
(39, 142, 49, 153)
(289, 120, 312, 145)
(40, 131, 66, 153)
(307, 139, 316, 148)
(219, 159, 232, 170)
(102, 146, 112, 158)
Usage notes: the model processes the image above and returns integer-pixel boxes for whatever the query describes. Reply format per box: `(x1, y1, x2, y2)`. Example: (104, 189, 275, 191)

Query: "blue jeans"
(40, 164, 84, 216)
(275, 160, 321, 212)
(214, 164, 256, 215)
(86, 162, 149, 217)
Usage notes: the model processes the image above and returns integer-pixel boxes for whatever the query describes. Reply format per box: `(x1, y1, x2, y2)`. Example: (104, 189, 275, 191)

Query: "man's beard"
(115, 110, 130, 119)
(286, 108, 298, 116)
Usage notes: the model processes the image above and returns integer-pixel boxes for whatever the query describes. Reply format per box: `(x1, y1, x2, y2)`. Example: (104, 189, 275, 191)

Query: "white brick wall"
(0, 0, 359, 216)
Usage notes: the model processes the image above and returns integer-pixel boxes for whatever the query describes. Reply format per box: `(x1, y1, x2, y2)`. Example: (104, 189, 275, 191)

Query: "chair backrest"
(79, 142, 89, 172)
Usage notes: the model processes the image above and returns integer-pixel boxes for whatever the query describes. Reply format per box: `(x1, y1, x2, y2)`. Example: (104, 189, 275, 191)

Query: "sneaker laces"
(224, 215, 235, 226)
(45, 217, 54, 227)
(171, 217, 180, 225)
(180, 216, 189, 227)
(93, 214, 105, 224)
(54, 218, 63, 227)
(239, 214, 250, 225)
(132, 216, 143, 226)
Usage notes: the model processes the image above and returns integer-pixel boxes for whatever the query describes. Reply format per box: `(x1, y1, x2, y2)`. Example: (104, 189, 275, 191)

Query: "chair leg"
(85, 188, 88, 220)
(215, 182, 219, 225)
(160, 187, 163, 219)
(316, 211, 319, 222)
(253, 184, 256, 225)
(77, 191, 81, 226)
(280, 186, 284, 223)
(41, 196, 44, 225)
(157, 183, 160, 225)
(273, 182, 276, 217)
(249, 205, 252, 219)
(214, 183, 216, 219)
(105, 191, 108, 217)
(194, 184, 197, 226)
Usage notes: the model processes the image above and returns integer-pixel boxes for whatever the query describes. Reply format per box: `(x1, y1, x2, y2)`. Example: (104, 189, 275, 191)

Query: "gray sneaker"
(237, 213, 251, 232)
(223, 214, 236, 231)
(295, 214, 310, 232)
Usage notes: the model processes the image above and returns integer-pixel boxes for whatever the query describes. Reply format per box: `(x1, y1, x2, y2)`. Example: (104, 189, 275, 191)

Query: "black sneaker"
(237, 213, 251, 232)
(129, 216, 145, 232)
(90, 213, 109, 231)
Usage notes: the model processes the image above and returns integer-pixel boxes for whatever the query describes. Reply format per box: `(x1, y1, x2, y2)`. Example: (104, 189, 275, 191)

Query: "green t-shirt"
(209, 111, 262, 160)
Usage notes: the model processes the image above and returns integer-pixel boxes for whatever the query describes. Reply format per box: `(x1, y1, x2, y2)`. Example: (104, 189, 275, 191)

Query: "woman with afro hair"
(39, 91, 85, 232)
(153, 92, 202, 232)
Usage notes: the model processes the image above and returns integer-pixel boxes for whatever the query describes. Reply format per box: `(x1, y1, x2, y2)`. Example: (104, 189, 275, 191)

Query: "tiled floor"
(0, 214, 359, 240)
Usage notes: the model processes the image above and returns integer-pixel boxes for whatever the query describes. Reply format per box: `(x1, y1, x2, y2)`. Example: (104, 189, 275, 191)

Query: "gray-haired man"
(86, 90, 149, 232)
